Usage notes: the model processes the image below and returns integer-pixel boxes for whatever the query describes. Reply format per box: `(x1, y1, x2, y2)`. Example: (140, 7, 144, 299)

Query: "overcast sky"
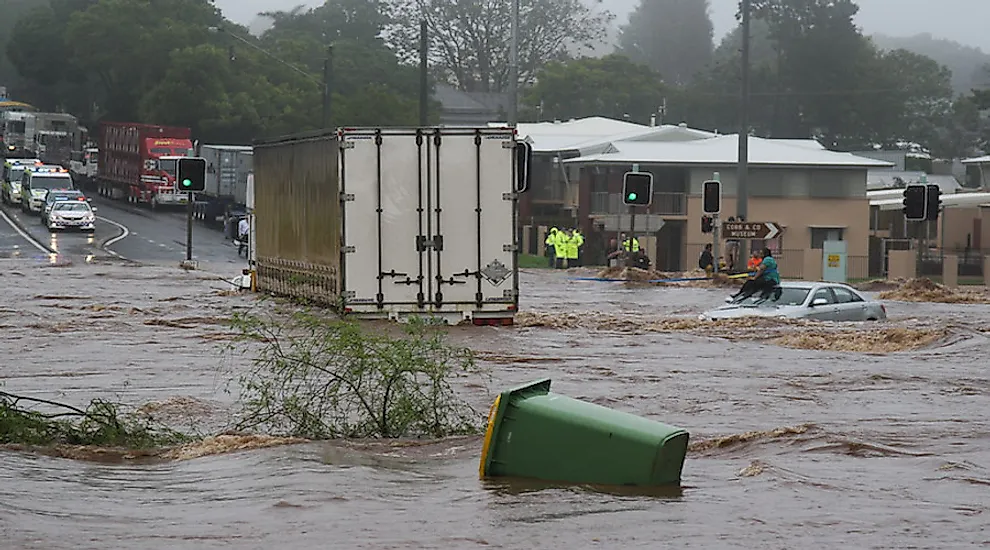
(214, 0, 990, 52)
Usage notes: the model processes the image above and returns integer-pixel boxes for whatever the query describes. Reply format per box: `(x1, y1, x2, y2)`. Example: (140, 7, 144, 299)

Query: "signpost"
(721, 221, 780, 241)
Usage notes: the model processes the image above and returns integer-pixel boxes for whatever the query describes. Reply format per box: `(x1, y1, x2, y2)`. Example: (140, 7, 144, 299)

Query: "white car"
(47, 200, 96, 232)
(700, 281, 887, 322)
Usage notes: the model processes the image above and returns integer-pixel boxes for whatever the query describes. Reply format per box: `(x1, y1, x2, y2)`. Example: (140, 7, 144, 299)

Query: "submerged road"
(0, 195, 247, 266)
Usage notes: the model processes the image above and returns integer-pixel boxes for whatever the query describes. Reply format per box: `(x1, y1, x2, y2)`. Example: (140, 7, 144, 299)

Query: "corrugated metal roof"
(564, 135, 895, 168)
(515, 119, 721, 154)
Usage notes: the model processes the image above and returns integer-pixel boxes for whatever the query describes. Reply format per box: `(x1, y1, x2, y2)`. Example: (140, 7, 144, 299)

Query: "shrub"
(229, 311, 486, 439)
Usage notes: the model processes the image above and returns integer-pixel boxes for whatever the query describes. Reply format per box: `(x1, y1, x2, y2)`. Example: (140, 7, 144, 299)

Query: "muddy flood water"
(2, 259, 990, 549)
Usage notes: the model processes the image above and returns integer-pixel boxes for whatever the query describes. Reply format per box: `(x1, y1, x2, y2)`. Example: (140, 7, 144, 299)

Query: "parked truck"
(69, 146, 99, 187)
(192, 144, 253, 230)
(251, 127, 531, 324)
(1, 110, 33, 157)
(95, 121, 193, 207)
(25, 112, 79, 167)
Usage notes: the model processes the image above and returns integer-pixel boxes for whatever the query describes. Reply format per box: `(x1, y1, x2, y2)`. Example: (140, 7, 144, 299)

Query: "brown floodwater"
(2, 260, 989, 549)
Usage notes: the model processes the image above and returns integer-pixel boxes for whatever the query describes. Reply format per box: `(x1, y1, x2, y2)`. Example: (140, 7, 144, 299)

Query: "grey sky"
(213, 0, 990, 52)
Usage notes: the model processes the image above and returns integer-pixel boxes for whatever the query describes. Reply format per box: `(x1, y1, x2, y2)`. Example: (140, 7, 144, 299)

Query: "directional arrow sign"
(722, 221, 781, 240)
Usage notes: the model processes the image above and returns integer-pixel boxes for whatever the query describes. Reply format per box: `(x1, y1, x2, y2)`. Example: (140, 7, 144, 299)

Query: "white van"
(20, 165, 73, 214)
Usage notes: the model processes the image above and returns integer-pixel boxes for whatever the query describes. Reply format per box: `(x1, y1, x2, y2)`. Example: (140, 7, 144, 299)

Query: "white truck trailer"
(192, 144, 253, 229)
(251, 127, 531, 324)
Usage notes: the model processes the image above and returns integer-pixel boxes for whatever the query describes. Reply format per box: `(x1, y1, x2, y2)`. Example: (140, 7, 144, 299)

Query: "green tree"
(522, 54, 667, 123)
(387, 0, 614, 92)
(618, 0, 714, 85)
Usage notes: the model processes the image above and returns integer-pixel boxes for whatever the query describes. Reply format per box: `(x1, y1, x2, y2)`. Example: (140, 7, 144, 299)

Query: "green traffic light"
(182, 179, 192, 187)
(628, 192, 637, 201)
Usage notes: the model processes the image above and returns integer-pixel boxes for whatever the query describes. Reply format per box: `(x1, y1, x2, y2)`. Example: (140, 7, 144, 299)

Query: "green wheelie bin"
(479, 378, 689, 486)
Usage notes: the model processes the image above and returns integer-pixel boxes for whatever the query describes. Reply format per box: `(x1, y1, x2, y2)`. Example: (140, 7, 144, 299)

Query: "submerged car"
(46, 200, 96, 232)
(700, 281, 887, 322)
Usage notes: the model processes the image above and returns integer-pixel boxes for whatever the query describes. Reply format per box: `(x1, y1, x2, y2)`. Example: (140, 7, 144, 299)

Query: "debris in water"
(159, 434, 306, 460)
(878, 278, 990, 304)
(774, 328, 949, 353)
(689, 424, 813, 454)
(738, 460, 766, 477)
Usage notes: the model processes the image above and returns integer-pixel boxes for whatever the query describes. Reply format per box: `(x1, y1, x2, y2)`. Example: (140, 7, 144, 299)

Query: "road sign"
(721, 221, 781, 240)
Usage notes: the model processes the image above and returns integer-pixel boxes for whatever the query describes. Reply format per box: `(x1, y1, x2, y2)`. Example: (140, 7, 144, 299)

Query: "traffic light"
(515, 141, 533, 193)
(176, 157, 207, 192)
(702, 180, 721, 214)
(925, 183, 941, 221)
(701, 215, 713, 234)
(902, 184, 926, 220)
(622, 172, 653, 206)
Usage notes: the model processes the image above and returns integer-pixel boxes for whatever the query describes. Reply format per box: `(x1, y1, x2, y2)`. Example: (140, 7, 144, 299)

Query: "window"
(811, 227, 844, 249)
(734, 287, 809, 307)
(831, 287, 862, 303)
(811, 288, 836, 304)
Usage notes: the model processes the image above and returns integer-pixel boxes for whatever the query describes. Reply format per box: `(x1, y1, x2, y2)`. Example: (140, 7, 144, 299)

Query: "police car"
(2, 158, 42, 206)
(20, 165, 74, 214)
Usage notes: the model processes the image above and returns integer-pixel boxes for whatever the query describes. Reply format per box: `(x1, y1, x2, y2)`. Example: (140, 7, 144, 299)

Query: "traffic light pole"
(186, 192, 193, 261)
(712, 214, 720, 274)
(628, 205, 636, 267)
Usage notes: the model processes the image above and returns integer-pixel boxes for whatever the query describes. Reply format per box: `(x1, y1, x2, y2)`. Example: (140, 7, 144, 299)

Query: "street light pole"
(419, 19, 429, 126)
(737, 0, 752, 265)
(323, 45, 333, 129)
(508, 0, 520, 126)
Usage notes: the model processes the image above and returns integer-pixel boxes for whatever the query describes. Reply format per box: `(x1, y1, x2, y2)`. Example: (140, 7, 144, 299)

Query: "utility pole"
(419, 20, 429, 126)
(508, 0, 520, 126)
(737, 0, 752, 265)
(322, 45, 333, 129)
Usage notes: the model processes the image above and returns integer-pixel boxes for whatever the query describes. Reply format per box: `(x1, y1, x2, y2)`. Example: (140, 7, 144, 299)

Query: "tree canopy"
(4, 0, 427, 143)
(387, 0, 613, 92)
(618, 0, 714, 85)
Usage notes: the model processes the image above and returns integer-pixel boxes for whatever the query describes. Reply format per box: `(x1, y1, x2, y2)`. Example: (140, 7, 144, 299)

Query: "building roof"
(962, 155, 990, 165)
(515, 118, 718, 155)
(867, 170, 963, 193)
(564, 134, 895, 168)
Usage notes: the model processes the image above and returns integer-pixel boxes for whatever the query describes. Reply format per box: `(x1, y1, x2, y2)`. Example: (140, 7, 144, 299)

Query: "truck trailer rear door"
(339, 128, 519, 319)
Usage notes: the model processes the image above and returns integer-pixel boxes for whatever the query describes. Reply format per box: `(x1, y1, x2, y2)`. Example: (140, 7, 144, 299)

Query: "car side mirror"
(811, 297, 828, 307)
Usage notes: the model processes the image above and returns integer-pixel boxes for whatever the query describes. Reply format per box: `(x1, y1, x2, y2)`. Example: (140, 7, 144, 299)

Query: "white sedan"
(700, 281, 887, 322)
(47, 201, 96, 232)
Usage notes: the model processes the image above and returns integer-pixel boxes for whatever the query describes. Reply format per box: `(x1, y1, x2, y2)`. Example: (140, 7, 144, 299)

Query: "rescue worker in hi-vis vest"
(622, 235, 640, 253)
(553, 227, 568, 269)
(545, 227, 558, 268)
(564, 229, 580, 267)
(572, 229, 584, 267)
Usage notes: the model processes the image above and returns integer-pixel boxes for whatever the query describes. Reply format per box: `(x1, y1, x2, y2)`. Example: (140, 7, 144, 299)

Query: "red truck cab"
(97, 122, 193, 208)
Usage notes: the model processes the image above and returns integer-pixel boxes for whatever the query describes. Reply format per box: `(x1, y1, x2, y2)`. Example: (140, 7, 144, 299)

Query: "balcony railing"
(590, 192, 686, 215)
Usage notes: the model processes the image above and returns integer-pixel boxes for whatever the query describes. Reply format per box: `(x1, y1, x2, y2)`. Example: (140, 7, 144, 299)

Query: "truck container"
(252, 126, 529, 324)
(192, 144, 253, 228)
(95, 121, 193, 208)
(1, 110, 33, 157)
(24, 112, 79, 167)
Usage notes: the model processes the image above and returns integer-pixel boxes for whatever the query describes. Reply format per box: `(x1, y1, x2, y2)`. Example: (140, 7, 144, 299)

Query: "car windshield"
(53, 202, 91, 213)
(732, 287, 811, 307)
(8, 167, 26, 183)
(29, 176, 73, 191)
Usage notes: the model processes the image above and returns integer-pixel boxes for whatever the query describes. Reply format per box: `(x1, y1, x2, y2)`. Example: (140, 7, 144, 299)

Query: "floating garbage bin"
(479, 378, 689, 486)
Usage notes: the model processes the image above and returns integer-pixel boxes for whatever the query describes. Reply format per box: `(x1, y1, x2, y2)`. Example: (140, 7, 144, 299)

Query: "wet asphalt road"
(0, 195, 247, 266)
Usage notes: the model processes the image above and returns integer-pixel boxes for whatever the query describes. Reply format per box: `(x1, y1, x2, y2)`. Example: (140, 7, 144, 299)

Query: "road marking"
(0, 209, 52, 254)
(97, 215, 129, 247)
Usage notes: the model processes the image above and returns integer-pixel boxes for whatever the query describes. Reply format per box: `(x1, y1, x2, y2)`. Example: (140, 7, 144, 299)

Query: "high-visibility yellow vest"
(623, 238, 640, 252)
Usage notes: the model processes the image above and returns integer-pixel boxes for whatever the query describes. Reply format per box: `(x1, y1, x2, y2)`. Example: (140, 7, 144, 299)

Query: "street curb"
(0, 204, 55, 254)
